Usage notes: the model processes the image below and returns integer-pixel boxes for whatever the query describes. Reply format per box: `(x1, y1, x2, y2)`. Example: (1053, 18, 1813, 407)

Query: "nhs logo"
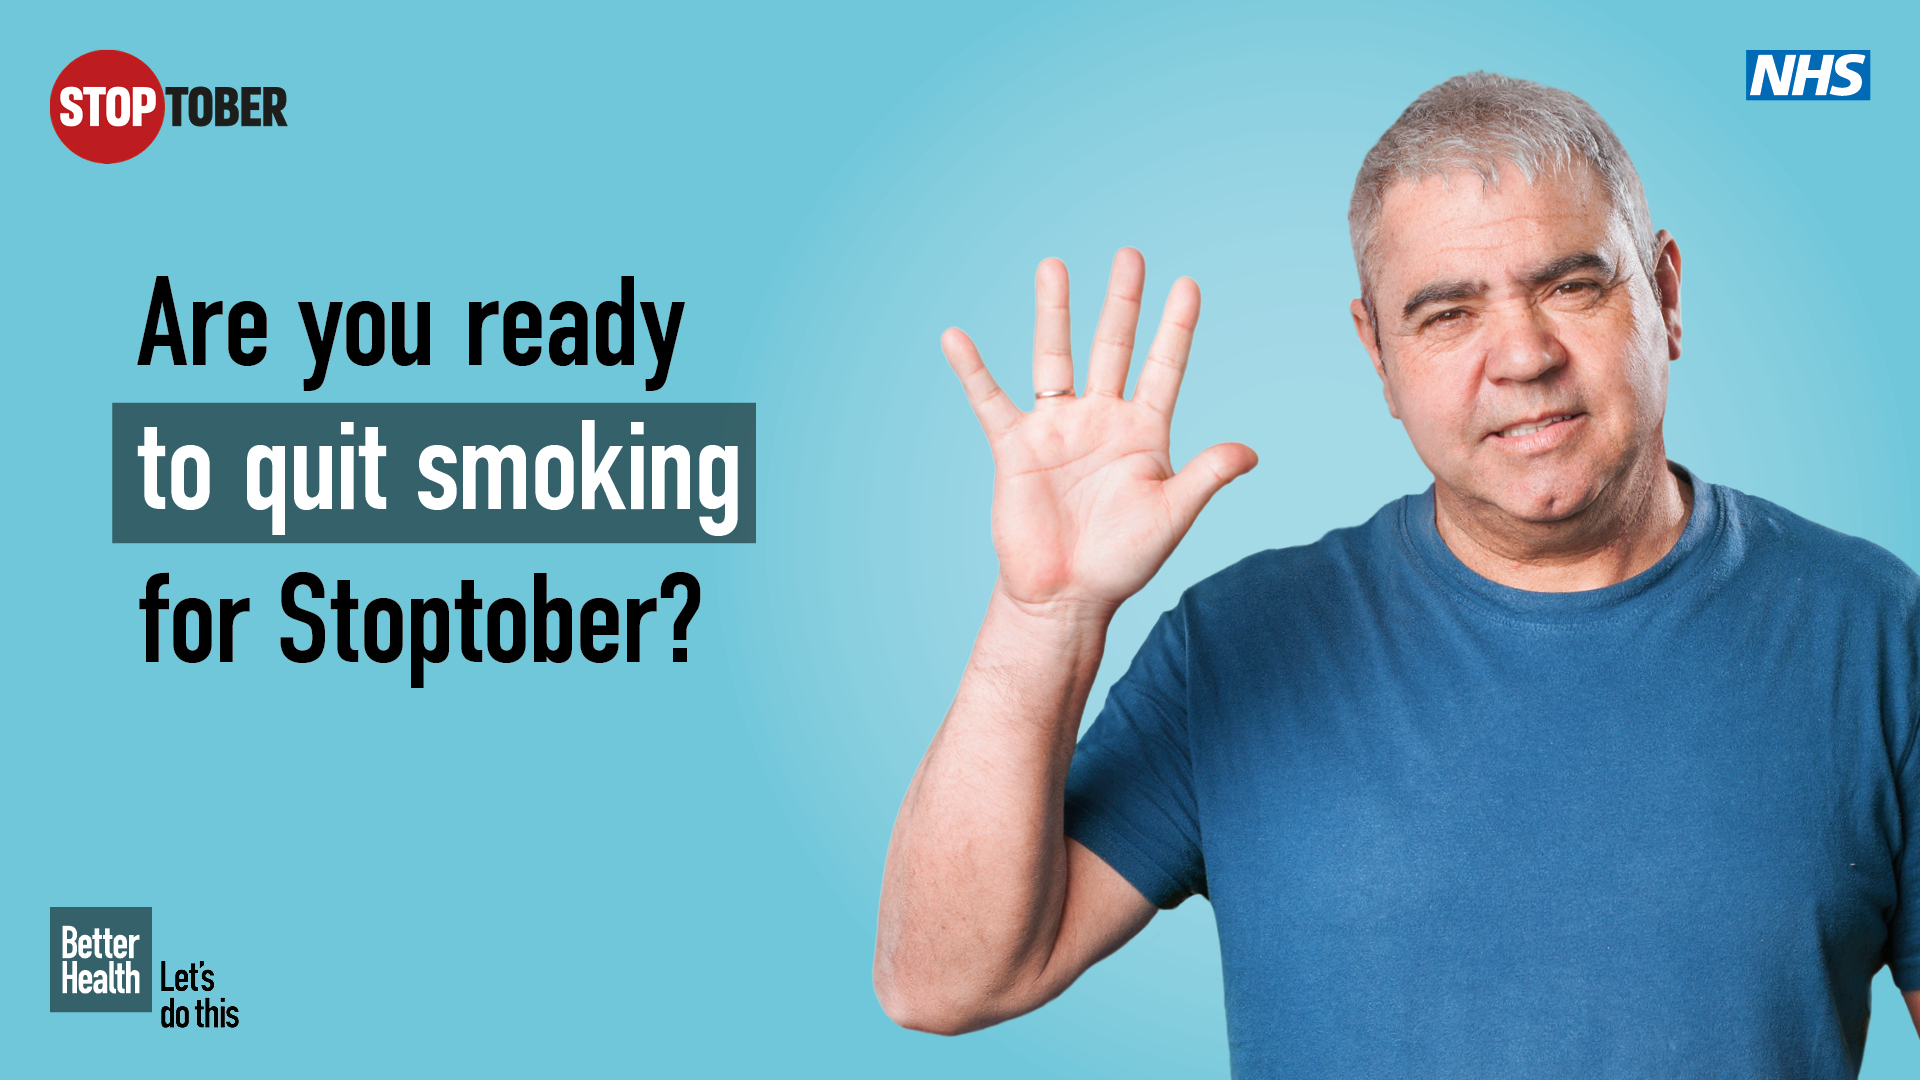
(1747, 51, 1869, 99)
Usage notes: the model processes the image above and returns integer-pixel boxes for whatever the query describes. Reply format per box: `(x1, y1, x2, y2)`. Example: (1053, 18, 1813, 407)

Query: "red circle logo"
(49, 50, 164, 163)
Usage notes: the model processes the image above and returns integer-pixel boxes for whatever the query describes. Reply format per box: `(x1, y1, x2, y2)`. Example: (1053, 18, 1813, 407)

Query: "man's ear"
(1350, 297, 1399, 419)
(1653, 229, 1682, 361)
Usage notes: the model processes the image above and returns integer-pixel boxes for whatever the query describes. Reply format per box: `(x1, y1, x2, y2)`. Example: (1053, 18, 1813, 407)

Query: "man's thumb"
(1164, 442, 1258, 527)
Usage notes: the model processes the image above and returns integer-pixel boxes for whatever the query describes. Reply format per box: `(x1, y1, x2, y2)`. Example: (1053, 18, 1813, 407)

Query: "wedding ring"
(1035, 389, 1072, 398)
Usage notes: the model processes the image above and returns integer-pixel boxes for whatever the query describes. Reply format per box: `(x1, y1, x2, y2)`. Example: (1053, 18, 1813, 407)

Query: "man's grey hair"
(1348, 72, 1657, 323)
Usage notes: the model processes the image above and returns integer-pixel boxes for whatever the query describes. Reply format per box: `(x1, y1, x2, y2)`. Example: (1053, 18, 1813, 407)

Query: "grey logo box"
(113, 402, 756, 543)
(50, 907, 152, 1012)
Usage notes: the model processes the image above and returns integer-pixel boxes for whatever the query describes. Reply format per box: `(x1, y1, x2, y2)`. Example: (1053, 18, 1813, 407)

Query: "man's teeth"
(1497, 415, 1573, 438)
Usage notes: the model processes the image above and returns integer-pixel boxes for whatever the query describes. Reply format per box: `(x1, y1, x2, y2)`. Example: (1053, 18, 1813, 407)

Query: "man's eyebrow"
(1397, 252, 1622, 321)
(1523, 251, 1615, 287)
(1400, 279, 1483, 320)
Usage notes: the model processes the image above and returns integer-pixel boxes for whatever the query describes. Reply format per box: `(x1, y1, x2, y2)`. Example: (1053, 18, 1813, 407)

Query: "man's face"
(1352, 163, 1681, 525)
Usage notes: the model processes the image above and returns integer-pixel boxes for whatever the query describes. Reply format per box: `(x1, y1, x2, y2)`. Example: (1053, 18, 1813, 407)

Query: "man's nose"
(1481, 306, 1566, 384)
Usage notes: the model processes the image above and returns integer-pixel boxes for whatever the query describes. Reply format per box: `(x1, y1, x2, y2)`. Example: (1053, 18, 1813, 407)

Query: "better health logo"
(49, 907, 152, 1012)
(49, 50, 290, 163)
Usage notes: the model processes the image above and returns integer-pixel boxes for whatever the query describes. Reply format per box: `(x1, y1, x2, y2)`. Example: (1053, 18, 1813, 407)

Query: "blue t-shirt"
(1065, 473, 1920, 1077)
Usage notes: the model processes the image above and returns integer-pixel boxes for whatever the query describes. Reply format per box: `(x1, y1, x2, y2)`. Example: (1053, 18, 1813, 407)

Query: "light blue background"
(4, 2, 1916, 1075)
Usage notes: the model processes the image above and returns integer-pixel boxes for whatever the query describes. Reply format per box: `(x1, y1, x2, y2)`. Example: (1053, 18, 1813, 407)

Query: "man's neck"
(1433, 455, 1694, 593)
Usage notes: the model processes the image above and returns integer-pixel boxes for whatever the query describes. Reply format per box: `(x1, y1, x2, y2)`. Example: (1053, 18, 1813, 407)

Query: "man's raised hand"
(942, 249, 1257, 615)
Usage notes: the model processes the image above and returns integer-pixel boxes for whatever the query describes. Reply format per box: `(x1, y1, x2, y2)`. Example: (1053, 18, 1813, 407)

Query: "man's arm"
(1907, 988, 1920, 1039)
(874, 250, 1255, 1034)
(875, 591, 1158, 1034)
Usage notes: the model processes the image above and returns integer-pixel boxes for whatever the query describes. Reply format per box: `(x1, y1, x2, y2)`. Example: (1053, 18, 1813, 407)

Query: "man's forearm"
(874, 583, 1113, 1031)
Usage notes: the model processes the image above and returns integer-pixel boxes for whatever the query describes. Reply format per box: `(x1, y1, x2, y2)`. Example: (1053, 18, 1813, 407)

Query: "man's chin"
(1444, 474, 1603, 528)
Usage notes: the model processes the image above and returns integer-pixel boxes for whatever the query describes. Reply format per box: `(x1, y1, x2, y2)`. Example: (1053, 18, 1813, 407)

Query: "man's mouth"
(1493, 413, 1579, 439)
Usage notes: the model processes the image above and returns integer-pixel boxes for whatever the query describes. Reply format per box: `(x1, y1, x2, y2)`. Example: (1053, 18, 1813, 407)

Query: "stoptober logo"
(49, 49, 289, 163)
(49, 907, 152, 1012)
(49, 51, 163, 162)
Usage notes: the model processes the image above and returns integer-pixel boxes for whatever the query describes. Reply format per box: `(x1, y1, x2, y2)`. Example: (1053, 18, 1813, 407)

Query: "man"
(874, 72, 1920, 1076)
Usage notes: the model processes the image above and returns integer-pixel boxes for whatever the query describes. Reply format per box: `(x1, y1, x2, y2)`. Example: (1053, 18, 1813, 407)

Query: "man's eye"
(1555, 281, 1595, 295)
(1425, 309, 1466, 327)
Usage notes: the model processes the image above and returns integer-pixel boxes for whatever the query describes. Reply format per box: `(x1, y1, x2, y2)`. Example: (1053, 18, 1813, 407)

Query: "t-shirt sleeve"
(1887, 690, 1920, 989)
(1064, 604, 1206, 908)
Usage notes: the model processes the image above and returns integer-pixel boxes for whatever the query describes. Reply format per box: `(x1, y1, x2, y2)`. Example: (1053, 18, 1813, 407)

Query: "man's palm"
(944, 250, 1257, 611)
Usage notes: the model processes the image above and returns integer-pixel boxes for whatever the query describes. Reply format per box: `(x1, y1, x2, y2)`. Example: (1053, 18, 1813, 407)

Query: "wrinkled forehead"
(1369, 160, 1629, 296)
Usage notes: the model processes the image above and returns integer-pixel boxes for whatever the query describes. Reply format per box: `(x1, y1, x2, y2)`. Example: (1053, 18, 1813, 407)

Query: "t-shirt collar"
(1399, 463, 1724, 621)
